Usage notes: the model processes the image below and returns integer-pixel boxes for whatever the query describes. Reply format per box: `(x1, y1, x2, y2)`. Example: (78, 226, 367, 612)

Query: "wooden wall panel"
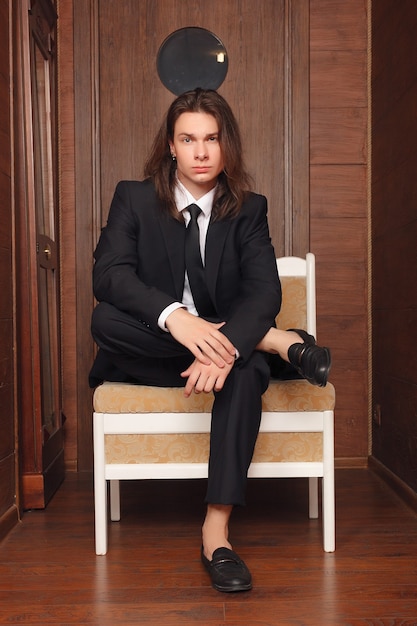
(310, 0, 369, 460)
(372, 163, 417, 240)
(97, 0, 288, 250)
(62, 0, 370, 469)
(0, 0, 18, 538)
(310, 51, 367, 108)
(57, 0, 77, 470)
(371, 1, 417, 126)
(371, 0, 417, 492)
(310, 164, 367, 218)
(310, 108, 367, 164)
(72, 0, 97, 470)
(310, 0, 368, 50)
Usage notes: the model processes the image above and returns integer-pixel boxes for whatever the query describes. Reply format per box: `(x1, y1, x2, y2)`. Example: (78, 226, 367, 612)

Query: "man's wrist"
(158, 302, 185, 331)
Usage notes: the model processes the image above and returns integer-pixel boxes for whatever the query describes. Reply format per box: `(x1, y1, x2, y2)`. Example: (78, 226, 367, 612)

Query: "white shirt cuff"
(158, 302, 185, 331)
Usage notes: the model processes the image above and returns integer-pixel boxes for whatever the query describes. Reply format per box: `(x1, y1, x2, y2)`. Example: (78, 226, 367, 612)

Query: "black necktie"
(184, 204, 216, 317)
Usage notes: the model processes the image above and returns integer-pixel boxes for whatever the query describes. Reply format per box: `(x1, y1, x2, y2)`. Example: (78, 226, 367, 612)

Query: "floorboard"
(0, 469, 417, 625)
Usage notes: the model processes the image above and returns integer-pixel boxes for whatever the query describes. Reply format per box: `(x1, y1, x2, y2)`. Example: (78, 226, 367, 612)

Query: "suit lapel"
(156, 211, 187, 301)
(205, 217, 232, 299)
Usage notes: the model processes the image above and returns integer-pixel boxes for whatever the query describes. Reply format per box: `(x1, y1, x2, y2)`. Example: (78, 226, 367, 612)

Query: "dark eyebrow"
(177, 132, 219, 139)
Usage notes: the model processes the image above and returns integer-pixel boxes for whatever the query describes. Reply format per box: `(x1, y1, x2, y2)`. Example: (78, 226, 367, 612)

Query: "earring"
(171, 153, 176, 161)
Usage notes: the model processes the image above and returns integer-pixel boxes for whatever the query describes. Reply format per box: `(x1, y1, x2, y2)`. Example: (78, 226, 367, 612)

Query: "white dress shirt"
(157, 180, 215, 330)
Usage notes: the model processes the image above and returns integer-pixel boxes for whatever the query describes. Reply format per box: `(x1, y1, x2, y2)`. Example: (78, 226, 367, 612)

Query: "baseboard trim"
(369, 456, 417, 513)
(335, 456, 368, 469)
(0, 505, 20, 543)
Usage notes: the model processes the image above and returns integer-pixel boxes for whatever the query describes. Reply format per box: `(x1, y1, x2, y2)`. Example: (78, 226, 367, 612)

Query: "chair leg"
(322, 475, 335, 552)
(110, 480, 121, 521)
(322, 410, 335, 552)
(93, 412, 108, 555)
(308, 477, 319, 519)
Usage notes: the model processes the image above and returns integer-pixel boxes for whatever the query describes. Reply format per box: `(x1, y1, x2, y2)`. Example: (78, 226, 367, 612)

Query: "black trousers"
(90, 302, 271, 506)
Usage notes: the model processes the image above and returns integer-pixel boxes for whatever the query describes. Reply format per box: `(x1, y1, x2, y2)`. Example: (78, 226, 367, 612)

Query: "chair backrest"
(275, 253, 316, 338)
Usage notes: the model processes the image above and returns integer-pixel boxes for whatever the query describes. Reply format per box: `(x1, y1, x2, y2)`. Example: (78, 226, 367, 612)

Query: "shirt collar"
(174, 178, 216, 218)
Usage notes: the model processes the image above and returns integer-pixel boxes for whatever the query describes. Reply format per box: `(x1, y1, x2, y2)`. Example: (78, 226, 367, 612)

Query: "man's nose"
(195, 142, 208, 159)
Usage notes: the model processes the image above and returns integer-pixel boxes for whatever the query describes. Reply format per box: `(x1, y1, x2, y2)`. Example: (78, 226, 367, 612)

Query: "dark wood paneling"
(97, 0, 289, 251)
(371, 0, 417, 491)
(0, 0, 17, 539)
(373, 375, 417, 492)
(371, 158, 417, 239)
(0, 173, 12, 249)
(57, 0, 78, 470)
(311, 217, 367, 260)
(0, 455, 15, 519)
(318, 314, 367, 365)
(316, 261, 367, 318)
(0, 320, 13, 462)
(310, 51, 367, 108)
(310, 0, 368, 461)
(0, 384, 14, 463)
(73, 0, 97, 471)
(310, 165, 367, 218)
(310, 108, 367, 165)
(371, 0, 417, 126)
(0, 248, 12, 321)
(372, 83, 417, 186)
(373, 225, 417, 312)
(373, 306, 417, 384)
(310, 0, 367, 51)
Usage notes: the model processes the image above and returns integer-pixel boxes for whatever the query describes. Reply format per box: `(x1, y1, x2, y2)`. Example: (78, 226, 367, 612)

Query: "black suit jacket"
(93, 179, 282, 362)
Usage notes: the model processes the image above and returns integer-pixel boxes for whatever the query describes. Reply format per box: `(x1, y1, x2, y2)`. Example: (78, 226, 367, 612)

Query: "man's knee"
(91, 302, 115, 341)
(234, 351, 270, 393)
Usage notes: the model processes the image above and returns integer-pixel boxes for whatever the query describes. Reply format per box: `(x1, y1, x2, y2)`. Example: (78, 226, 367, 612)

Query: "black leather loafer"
(201, 547, 252, 593)
(288, 328, 316, 347)
(288, 343, 332, 387)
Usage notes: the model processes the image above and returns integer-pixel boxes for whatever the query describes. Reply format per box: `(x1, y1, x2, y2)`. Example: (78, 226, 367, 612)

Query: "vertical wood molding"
(73, 0, 97, 469)
(367, 0, 372, 457)
(284, 0, 309, 256)
(14, 0, 43, 476)
(0, 0, 19, 526)
(56, 0, 77, 469)
(90, 0, 101, 246)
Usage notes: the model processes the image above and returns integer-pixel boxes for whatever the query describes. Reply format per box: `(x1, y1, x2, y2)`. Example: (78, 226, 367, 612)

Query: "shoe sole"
(318, 347, 332, 387)
(212, 582, 253, 593)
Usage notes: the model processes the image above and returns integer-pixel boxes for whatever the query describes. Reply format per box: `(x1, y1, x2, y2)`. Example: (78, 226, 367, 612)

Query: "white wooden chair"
(93, 253, 336, 555)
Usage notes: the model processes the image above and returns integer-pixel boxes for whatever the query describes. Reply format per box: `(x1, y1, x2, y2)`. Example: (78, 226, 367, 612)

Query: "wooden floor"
(1, 469, 417, 625)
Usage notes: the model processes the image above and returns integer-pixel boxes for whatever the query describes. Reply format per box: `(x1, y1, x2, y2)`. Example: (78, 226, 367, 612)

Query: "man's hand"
(165, 308, 236, 367)
(181, 358, 235, 397)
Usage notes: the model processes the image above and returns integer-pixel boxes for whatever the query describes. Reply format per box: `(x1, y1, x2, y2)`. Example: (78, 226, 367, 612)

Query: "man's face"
(169, 111, 224, 199)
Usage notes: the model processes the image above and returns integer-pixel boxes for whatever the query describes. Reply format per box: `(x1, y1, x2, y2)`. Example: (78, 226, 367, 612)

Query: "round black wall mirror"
(157, 27, 228, 96)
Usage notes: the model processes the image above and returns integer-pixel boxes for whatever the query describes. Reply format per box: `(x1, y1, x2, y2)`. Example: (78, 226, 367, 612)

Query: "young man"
(90, 88, 331, 593)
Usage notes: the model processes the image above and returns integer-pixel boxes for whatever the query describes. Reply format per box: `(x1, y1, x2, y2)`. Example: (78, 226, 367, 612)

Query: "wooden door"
(14, 0, 65, 508)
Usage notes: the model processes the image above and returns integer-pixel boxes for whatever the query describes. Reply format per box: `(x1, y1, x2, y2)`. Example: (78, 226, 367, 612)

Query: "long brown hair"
(144, 88, 253, 220)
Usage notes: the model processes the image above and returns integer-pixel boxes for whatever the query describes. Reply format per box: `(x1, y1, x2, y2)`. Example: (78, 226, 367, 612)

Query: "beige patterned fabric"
(105, 432, 323, 464)
(276, 276, 307, 330)
(94, 382, 214, 413)
(94, 380, 335, 413)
